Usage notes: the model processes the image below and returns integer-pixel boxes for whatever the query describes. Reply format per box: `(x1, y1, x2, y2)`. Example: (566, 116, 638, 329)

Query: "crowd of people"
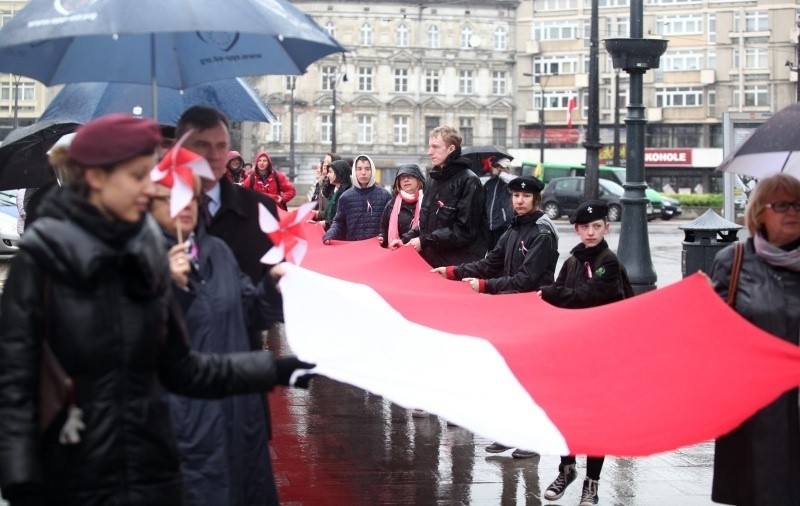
(0, 108, 797, 506)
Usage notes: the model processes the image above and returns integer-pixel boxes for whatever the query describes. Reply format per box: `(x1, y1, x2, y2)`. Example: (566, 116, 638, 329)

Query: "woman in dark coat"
(0, 114, 310, 506)
(323, 159, 353, 231)
(708, 174, 800, 506)
(378, 163, 425, 248)
(150, 177, 280, 506)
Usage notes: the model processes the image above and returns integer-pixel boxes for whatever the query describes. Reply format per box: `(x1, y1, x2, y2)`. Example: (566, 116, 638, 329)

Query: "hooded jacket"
(378, 164, 425, 247)
(243, 151, 296, 210)
(324, 160, 353, 229)
(402, 147, 488, 267)
(225, 151, 246, 185)
(0, 189, 281, 506)
(324, 155, 392, 242)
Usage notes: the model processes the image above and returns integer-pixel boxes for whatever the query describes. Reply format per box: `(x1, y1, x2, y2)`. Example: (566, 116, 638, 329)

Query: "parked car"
(0, 190, 19, 219)
(660, 196, 683, 220)
(541, 177, 631, 222)
(0, 212, 20, 255)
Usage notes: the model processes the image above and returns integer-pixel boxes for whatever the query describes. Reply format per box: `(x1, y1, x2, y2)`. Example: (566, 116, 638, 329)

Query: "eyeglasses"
(765, 201, 800, 213)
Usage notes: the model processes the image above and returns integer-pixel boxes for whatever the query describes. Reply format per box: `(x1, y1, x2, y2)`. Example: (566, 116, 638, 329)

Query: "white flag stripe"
(280, 265, 570, 455)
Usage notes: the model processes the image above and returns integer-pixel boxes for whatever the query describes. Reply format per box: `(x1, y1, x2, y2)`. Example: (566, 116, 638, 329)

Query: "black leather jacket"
(0, 190, 279, 506)
(402, 150, 488, 267)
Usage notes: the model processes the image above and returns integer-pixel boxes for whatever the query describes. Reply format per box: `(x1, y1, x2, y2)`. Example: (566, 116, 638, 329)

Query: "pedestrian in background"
(324, 155, 391, 244)
(708, 173, 800, 506)
(538, 200, 629, 506)
(390, 126, 488, 266)
(225, 150, 247, 185)
(378, 163, 425, 248)
(0, 114, 312, 506)
(323, 159, 353, 231)
(484, 157, 516, 251)
(308, 152, 341, 225)
(244, 150, 296, 211)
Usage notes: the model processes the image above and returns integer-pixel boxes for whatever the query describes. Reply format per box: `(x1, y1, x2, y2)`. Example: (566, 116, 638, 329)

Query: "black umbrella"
(716, 102, 800, 178)
(461, 145, 514, 176)
(0, 120, 80, 191)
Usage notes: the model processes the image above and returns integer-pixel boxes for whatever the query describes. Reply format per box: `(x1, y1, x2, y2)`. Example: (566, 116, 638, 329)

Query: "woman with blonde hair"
(709, 173, 800, 506)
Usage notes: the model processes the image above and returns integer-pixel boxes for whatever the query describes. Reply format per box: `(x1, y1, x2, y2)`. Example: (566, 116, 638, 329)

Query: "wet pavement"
(268, 219, 719, 505)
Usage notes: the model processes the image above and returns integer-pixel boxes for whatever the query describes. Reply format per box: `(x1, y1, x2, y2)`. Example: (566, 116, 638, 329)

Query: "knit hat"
(69, 114, 161, 166)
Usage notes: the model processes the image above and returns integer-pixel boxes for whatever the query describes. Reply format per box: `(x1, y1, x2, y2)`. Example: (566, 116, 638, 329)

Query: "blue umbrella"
(40, 79, 277, 126)
(0, 0, 346, 118)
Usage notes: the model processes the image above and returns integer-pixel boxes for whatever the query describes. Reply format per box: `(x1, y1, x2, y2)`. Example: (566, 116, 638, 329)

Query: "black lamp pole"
(605, 0, 668, 294)
(613, 70, 621, 166)
(583, 0, 601, 200)
(289, 77, 296, 181)
(330, 84, 337, 153)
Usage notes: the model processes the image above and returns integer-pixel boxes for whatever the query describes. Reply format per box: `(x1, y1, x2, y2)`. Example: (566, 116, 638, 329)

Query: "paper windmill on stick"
(259, 201, 317, 265)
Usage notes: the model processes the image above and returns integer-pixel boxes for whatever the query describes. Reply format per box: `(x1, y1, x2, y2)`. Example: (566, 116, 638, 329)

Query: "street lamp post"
(289, 76, 296, 181)
(330, 70, 348, 153)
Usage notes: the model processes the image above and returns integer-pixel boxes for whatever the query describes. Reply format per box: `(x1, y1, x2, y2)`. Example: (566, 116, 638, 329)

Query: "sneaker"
(511, 449, 539, 459)
(411, 409, 430, 418)
(544, 464, 577, 500)
(485, 442, 513, 453)
(579, 478, 599, 506)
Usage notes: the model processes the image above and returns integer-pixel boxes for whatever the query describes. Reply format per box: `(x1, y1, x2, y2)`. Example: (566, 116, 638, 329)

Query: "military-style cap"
(70, 114, 161, 166)
(570, 200, 609, 224)
(507, 176, 544, 193)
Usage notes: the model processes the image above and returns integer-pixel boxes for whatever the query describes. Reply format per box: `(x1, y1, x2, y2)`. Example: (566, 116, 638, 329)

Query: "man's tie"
(200, 193, 213, 228)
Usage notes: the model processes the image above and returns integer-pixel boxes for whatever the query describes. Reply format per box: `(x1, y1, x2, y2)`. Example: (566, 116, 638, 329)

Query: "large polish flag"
(277, 227, 800, 457)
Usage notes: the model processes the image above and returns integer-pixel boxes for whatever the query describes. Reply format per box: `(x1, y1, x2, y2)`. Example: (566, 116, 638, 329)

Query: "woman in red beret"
(0, 114, 312, 506)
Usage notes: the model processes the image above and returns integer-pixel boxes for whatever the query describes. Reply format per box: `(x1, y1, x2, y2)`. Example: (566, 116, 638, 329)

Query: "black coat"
(0, 190, 280, 506)
(540, 239, 625, 308)
(378, 197, 419, 248)
(453, 211, 558, 294)
(402, 151, 488, 267)
(709, 239, 800, 506)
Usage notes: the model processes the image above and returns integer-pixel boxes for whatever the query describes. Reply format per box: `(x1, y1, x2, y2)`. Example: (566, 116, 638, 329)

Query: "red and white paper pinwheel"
(259, 201, 317, 265)
(150, 143, 214, 218)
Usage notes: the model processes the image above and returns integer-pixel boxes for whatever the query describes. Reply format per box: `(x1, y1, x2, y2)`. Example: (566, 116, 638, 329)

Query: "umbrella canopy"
(40, 79, 277, 126)
(461, 145, 514, 176)
(717, 103, 800, 178)
(0, 0, 346, 89)
(0, 121, 80, 191)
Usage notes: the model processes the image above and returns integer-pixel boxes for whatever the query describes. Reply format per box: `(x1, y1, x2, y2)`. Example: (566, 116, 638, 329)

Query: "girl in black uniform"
(538, 199, 629, 506)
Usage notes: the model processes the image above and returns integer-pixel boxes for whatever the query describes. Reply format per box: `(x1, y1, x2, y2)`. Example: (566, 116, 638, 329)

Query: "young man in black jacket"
(390, 126, 488, 266)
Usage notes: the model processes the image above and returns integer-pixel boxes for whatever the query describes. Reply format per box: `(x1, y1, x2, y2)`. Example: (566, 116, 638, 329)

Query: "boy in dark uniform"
(538, 199, 628, 505)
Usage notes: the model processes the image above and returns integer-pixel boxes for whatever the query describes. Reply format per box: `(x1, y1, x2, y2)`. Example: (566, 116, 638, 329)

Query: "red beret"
(70, 114, 162, 166)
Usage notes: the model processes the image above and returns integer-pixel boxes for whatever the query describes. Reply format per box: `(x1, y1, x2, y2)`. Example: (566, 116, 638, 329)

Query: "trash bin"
(679, 209, 742, 277)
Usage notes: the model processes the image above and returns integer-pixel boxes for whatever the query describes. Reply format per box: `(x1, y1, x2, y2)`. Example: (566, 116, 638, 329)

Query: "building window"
(358, 67, 373, 92)
(733, 47, 769, 69)
(707, 14, 715, 43)
(459, 70, 474, 94)
(324, 22, 335, 38)
(360, 22, 372, 45)
(733, 85, 769, 107)
(321, 66, 336, 91)
(393, 116, 409, 144)
(534, 56, 579, 78)
(425, 69, 440, 93)
(425, 116, 440, 135)
(396, 24, 409, 47)
(598, 0, 628, 6)
(0, 82, 35, 100)
(492, 71, 507, 95)
(320, 114, 332, 143)
(646, 125, 702, 148)
(461, 26, 473, 49)
(656, 15, 703, 35)
(428, 25, 440, 49)
(394, 68, 409, 93)
(616, 16, 629, 37)
(269, 118, 282, 143)
(459, 117, 474, 145)
(358, 115, 374, 144)
(533, 20, 578, 40)
(535, 0, 578, 10)
(494, 27, 507, 50)
(285, 76, 297, 90)
(535, 90, 572, 109)
(733, 11, 768, 32)
(661, 51, 704, 71)
(492, 118, 507, 146)
(655, 86, 704, 107)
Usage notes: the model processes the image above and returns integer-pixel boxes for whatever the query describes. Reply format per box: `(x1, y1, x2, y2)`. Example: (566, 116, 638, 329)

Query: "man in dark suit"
(175, 106, 282, 506)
